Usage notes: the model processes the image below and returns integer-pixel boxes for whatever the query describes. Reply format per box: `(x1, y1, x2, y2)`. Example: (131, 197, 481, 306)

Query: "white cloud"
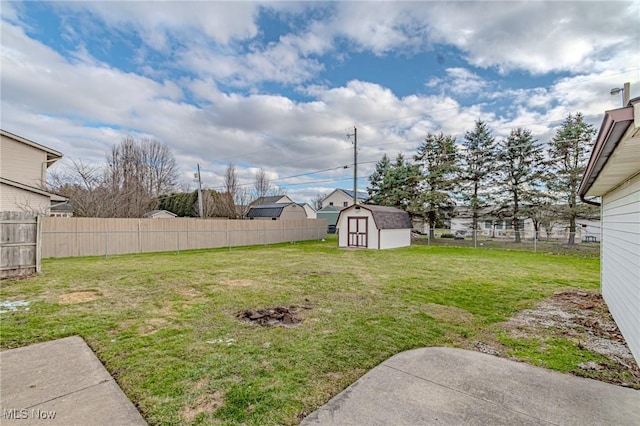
(55, 2, 261, 48)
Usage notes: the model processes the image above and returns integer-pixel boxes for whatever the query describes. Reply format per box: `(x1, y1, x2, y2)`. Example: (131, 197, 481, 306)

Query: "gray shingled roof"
(246, 203, 287, 218)
(341, 205, 412, 229)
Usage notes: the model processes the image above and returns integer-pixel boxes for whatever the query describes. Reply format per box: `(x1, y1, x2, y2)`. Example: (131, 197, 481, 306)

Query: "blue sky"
(1, 1, 639, 203)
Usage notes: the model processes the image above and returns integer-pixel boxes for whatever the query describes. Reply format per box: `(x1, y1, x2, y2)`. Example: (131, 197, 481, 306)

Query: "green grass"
(0, 237, 600, 425)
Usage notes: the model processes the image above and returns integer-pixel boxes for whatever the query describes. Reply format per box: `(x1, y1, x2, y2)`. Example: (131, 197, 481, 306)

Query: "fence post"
(176, 231, 180, 254)
(104, 232, 108, 259)
(35, 215, 42, 273)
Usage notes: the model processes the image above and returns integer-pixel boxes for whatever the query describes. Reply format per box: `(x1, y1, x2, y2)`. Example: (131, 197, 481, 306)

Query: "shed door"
(348, 217, 368, 247)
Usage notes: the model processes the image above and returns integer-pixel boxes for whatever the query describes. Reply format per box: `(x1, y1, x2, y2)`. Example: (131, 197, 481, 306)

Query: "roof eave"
(578, 104, 635, 197)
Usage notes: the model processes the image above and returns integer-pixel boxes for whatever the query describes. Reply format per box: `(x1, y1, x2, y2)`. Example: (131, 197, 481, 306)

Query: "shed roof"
(143, 209, 177, 218)
(340, 204, 412, 230)
(246, 203, 289, 218)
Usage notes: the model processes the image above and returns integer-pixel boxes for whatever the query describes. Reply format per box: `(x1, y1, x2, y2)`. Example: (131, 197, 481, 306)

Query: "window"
(329, 202, 334, 206)
(496, 222, 503, 230)
(484, 221, 492, 229)
(343, 201, 348, 207)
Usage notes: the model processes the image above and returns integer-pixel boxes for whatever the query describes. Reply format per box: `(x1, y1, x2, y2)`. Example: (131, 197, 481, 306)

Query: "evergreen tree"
(414, 132, 459, 239)
(367, 153, 392, 204)
(495, 128, 545, 243)
(458, 120, 496, 243)
(367, 153, 420, 212)
(547, 113, 596, 244)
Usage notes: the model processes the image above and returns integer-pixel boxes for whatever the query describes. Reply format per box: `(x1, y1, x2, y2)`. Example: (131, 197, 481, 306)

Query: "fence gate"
(0, 212, 41, 279)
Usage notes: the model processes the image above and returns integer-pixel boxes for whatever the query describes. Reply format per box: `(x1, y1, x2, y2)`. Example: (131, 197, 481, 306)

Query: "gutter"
(580, 194, 601, 207)
(578, 103, 635, 201)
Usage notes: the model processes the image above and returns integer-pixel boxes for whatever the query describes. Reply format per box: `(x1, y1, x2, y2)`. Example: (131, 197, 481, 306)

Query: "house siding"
(323, 191, 353, 209)
(601, 172, 640, 363)
(0, 182, 51, 213)
(1, 134, 48, 188)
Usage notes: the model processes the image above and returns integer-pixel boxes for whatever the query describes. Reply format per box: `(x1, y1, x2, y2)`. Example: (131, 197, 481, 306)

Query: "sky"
(1, 1, 639, 204)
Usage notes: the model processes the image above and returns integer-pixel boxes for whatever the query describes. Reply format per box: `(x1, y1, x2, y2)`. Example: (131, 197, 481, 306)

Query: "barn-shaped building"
(336, 204, 412, 249)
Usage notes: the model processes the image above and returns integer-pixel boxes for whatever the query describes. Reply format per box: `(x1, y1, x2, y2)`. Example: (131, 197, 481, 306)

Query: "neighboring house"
(0, 129, 66, 214)
(245, 203, 307, 220)
(320, 189, 368, 209)
(50, 202, 74, 217)
(336, 204, 412, 249)
(578, 97, 640, 365)
(450, 206, 601, 241)
(249, 195, 294, 207)
(143, 210, 177, 219)
(317, 205, 341, 233)
(299, 203, 316, 219)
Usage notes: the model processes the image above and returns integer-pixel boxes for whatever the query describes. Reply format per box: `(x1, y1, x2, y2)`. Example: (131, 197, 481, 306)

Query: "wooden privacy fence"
(41, 217, 327, 258)
(1, 212, 41, 278)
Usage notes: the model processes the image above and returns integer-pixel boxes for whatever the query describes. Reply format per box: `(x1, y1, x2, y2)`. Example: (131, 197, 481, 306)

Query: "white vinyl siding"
(601, 172, 640, 363)
(0, 182, 51, 213)
(322, 191, 353, 210)
(0, 134, 48, 188)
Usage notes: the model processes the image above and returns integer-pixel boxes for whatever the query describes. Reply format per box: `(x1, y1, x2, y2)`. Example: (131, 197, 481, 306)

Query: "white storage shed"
(336, 204, 412, 250)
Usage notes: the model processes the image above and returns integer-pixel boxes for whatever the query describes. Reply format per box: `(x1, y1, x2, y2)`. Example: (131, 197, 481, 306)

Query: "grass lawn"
(0, 237, 600, 425)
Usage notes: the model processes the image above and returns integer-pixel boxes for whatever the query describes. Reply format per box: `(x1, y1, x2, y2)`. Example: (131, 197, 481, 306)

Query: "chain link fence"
(412, 228, 600, 256)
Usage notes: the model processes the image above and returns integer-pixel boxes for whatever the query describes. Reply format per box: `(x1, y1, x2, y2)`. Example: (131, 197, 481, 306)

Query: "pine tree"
(547, 113, 596, 244)
(414, 132, 459, 239)
(458, 120, 496, 244)
(367, 153, 420, 212)
(495, 128, 545, 243)
(367, 154, 392, 205)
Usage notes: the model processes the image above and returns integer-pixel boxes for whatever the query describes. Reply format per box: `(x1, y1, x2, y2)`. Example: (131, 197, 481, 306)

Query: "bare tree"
(49, 159, 117, 217)
(312, 192, 327, 210)
(50, 136, 180, 218)
(252, 168, 278, 200)
(140, 137, 179, 197)
(223, 163, 240, 218)
(105, 136, 179, 217)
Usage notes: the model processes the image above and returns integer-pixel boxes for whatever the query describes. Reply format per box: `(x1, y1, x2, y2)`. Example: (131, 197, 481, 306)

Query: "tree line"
(50, 137, 281, 219)
(366, 113, 597, 244)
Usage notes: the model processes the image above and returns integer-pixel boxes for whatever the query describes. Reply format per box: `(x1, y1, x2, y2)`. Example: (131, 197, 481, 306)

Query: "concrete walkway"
(0, 336, 146, 425)
(302, 347, 640, 426)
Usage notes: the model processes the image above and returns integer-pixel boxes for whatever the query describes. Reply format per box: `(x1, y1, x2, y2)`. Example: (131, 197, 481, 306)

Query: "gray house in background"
(579, 97, 640, 365)
(316, 205, 341, 233)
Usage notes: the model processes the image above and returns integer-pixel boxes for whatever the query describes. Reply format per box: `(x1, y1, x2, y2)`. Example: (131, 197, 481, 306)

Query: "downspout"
(580, 194, 601, 207)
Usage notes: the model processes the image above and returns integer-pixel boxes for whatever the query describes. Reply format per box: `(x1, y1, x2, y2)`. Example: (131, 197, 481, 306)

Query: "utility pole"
(347, 127, 358, 204)
(196, 163, 204, 218)
(611, 82, 631, 107)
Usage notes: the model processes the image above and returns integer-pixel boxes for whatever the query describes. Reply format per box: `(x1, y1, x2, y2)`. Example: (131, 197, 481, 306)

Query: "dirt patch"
(139, 318, 168, 336)
(219, 279, 255, 287)
(176, 287, 201, 297)
(423, 303, 474, 324)
(236, 305, 312, 328)
(493, 289, 640, 388)
(181, 390, 224, 423)
(57, 291, 101, 305)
